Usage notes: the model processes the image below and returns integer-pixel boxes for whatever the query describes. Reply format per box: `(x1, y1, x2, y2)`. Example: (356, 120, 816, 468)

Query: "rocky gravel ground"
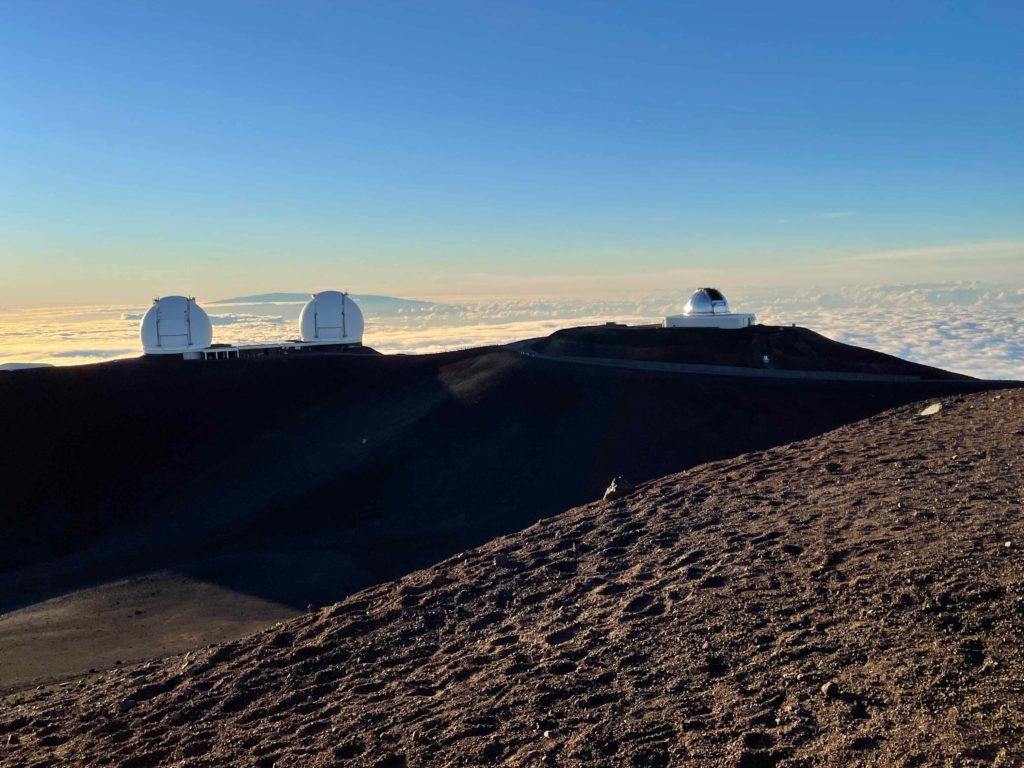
(3, 389, 1022, 767)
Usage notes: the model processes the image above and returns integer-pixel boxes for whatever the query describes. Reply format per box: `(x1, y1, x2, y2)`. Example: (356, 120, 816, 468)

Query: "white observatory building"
(665, 288, 755, 329)
(299, 290, 364, 345)
(140, 296, 214, 359)
(140, 290, 366, 360)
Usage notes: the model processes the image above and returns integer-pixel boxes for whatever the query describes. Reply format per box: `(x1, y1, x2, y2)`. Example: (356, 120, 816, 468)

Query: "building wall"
(664, 314, 756, 329)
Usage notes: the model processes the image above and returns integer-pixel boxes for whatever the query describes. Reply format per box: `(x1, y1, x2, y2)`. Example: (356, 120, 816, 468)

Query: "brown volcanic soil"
(538, 325, 968, 378)
(2, 342, 1006, 687)
(0, 568, 306, 689)
(4, 390, 1022, 767)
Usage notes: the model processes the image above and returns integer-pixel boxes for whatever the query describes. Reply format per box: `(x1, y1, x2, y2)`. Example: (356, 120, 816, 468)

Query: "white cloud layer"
(1, 282, 1021, 380)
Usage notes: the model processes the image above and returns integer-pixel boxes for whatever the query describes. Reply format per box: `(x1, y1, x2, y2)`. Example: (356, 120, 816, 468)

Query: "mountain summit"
(3, 389, 1022, 766)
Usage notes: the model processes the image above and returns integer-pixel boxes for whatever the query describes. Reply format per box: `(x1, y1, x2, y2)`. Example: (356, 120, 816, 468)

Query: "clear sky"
(2, 1, 1022, 306)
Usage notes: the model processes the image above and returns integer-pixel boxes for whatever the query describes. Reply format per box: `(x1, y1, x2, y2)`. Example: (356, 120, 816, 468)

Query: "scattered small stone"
(543, 729, 557, 739)
(920, 403, 942, 416)
(426, 573, 452, 589)
(821, 681, 840, 699)
(116, 698, 136, 713)
(494, 552, 513, 569)
(181, 656, 212, 676)
(603, 475, 635, 501)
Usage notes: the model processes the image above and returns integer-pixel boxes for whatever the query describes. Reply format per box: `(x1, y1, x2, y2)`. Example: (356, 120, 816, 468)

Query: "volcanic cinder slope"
(0, 334, 1013, 688)
(3, 389, 1021, 767)
(536, 325, 968, 377)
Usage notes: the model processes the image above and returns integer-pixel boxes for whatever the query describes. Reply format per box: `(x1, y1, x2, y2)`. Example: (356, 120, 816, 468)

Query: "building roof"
(140, 296, 213, 354)
(683, 288, 731, 316)
(298, 291, 364, 344)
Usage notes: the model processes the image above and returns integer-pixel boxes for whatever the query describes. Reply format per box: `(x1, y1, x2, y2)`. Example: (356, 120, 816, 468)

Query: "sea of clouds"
(1, 282, 1021, 379)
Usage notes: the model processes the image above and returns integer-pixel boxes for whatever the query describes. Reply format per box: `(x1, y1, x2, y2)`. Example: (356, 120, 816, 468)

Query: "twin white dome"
(299, 291, 364, 344)
(140, 291, 364, 354)
(140, 296, 214, 354)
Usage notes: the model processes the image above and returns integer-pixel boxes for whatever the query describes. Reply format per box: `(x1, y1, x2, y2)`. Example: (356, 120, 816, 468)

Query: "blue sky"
(2, 1, 1022, 305)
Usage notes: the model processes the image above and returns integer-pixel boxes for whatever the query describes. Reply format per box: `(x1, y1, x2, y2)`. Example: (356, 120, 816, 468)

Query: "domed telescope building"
(299, 290, 363, 345)
(140, 296, 214, 359)
(140, 290, 366, 360)
(665, 288, 756, 329)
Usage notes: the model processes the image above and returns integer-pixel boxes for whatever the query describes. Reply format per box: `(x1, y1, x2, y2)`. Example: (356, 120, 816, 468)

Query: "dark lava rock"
(821, 681, 840, 699)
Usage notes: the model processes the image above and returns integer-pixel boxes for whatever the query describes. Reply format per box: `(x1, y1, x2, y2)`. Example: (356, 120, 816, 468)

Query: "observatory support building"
(665, 288, 755, 329)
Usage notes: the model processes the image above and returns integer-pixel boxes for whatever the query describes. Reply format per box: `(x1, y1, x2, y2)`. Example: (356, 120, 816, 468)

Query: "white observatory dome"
(299, 291, 363, 344)
(140, 296, 213, 355)
(683, 287, 731, 316)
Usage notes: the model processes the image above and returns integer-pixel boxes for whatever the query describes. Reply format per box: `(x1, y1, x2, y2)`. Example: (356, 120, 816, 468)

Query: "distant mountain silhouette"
(0, 362, 54, 372)
(213, 292, 447, 310)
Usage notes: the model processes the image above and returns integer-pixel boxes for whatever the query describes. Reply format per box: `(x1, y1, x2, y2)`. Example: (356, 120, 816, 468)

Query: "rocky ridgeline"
(2, 390, 1023, 767)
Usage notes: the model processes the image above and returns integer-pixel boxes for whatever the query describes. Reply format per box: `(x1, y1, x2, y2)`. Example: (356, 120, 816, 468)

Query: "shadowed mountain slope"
(537, 324, 967, 378)
(0, 338, 1014, 686)
(0, 343, 998, 597)
(3, 389, 1022, 767)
